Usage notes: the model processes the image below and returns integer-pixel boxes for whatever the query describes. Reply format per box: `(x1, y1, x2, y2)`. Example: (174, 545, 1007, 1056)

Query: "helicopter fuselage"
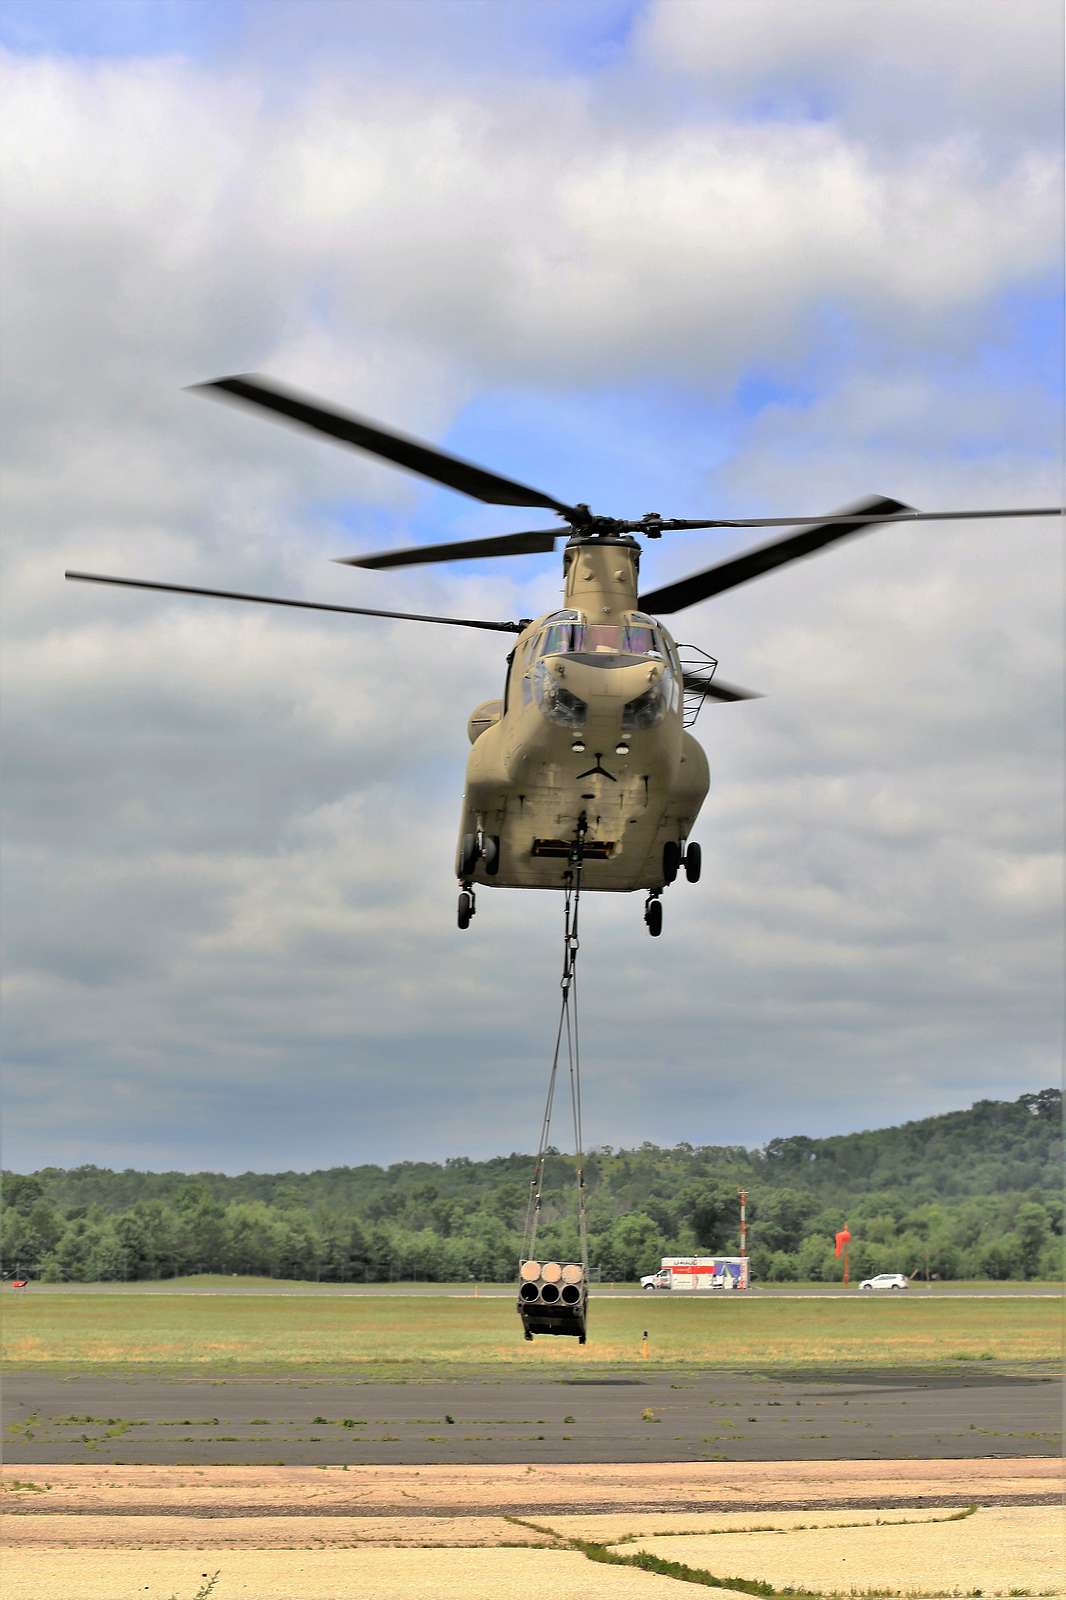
(456, 537, 709, 893)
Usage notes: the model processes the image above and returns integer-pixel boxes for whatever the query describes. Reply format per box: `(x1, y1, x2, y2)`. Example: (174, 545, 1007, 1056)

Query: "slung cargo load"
(517, 1259, 588, 1343)
(640, 1255, 750, 1291)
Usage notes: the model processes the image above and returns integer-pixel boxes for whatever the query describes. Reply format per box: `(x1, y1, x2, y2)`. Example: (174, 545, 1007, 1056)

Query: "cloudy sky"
(2, 1, 1062, 1176)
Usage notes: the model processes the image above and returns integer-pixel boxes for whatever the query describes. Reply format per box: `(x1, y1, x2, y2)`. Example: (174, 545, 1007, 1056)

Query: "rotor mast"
(562, 534, 642, 619)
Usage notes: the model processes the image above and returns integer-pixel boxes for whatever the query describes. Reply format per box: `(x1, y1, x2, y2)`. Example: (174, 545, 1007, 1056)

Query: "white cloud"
(2, 49, 1060, 436)
(635, 0, 1064, 152)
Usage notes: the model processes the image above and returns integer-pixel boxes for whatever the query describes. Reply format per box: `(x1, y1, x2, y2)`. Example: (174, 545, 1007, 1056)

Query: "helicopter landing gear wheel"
(683, 841, 702, 883)
(457, 889, 475, 930)
(483, 834, 500, 876)
(662, 840, 681, 884)
(644, 895, 663, 937)
(459, 834, 479, 877)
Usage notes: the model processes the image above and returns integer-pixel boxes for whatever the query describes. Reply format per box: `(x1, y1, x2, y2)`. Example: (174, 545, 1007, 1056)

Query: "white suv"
(859, 1273, 908, 1291)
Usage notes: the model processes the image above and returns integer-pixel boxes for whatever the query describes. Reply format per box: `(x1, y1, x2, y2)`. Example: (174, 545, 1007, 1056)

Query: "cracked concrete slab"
(618, 1505, 1064, 1597)
(4, 1459, 1061, 1600)
(0, 1547, 697, 1599)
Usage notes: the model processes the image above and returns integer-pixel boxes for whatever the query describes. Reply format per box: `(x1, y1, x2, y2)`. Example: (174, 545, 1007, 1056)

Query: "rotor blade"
(684, 675, 763, 702)
(639, 495, 910, 614)
(644, 505, 1065, 533)
(337, 527, 567, 569)
(64, 571, 523, 632)
(194, 374, 578, 516)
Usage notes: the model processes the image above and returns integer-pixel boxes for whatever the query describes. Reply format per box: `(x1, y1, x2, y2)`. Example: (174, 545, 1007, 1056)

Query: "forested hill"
(2, 1090, 1060, 1284)
(12, 1089, 1060, 1211)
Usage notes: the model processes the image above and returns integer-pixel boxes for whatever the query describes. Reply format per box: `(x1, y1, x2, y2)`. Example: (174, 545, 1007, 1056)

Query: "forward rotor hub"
(566, 507, 663, 541)
(566, 505, 623, 536)
(564, 507, 674, 541)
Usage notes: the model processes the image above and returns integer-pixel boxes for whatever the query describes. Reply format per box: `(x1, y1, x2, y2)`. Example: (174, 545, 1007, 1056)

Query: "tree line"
(2, 1089, 1060, 1284)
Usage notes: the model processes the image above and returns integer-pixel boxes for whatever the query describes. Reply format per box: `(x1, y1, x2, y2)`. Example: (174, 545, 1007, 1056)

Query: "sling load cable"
(517, 817, 590, 1341)
(521, 819, 587, 1264)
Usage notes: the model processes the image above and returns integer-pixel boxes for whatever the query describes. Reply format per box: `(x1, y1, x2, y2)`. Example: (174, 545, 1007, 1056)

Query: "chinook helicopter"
(66, 376, 1063, 936)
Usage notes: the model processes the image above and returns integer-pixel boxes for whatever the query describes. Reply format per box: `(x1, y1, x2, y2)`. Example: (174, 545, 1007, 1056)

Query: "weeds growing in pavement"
(165, 1574, 220, 1600)
(500, 1505, 982, 1598)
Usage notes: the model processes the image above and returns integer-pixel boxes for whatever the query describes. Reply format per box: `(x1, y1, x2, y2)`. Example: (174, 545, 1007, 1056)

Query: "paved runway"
(4, 1365, 1059, 1467)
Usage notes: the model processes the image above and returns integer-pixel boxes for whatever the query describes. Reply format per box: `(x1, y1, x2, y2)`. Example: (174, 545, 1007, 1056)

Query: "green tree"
(598, 1212, 664, 1280)
(176, 1188, 227, 1274)
(1, 1208, 32, 1273)
(42, 1220, 100, 1281)
(2, 1174, 44, 1215)
(1038, 1237, 1064, 1279)
(796, 1233, 838, 1282)
(762, 1249, 799, 1282)
(681, 1180, 740, 1252)
(272, 1216, 318, 1280)
(1014, 1202, 1050, 1278)
(979, 1236, 1015, 1280)
(113, 1212, 154, 1279)
(87, 1224, 130, 1281)
(223, 1202, 278, 1277)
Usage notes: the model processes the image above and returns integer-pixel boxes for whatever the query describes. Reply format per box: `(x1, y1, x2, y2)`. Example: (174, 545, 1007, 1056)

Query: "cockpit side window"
(624, 625, 656, 655)
(625, 612, 659, 655)
(541, 621, 577, 654)
(629, 611, 676, 666)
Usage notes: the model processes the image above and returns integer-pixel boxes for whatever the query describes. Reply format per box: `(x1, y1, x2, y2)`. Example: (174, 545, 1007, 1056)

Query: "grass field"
(13, 1274, 1061, 1296)
(2, 1290, 1058, 1371)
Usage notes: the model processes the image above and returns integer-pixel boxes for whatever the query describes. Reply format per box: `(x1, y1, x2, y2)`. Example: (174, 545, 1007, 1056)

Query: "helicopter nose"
(559, 657, 658, 702)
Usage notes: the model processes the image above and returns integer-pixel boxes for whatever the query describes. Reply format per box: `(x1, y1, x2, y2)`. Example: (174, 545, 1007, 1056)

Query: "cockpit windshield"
(538, 611, 664, 658)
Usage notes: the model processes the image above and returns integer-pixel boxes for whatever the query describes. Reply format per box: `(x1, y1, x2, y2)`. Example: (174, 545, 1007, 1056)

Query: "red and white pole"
(738, 1189, 748, 1289)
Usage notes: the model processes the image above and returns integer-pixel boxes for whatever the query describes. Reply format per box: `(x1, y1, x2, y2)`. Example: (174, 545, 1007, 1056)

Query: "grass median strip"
(3, 1294, 1058, 1369)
